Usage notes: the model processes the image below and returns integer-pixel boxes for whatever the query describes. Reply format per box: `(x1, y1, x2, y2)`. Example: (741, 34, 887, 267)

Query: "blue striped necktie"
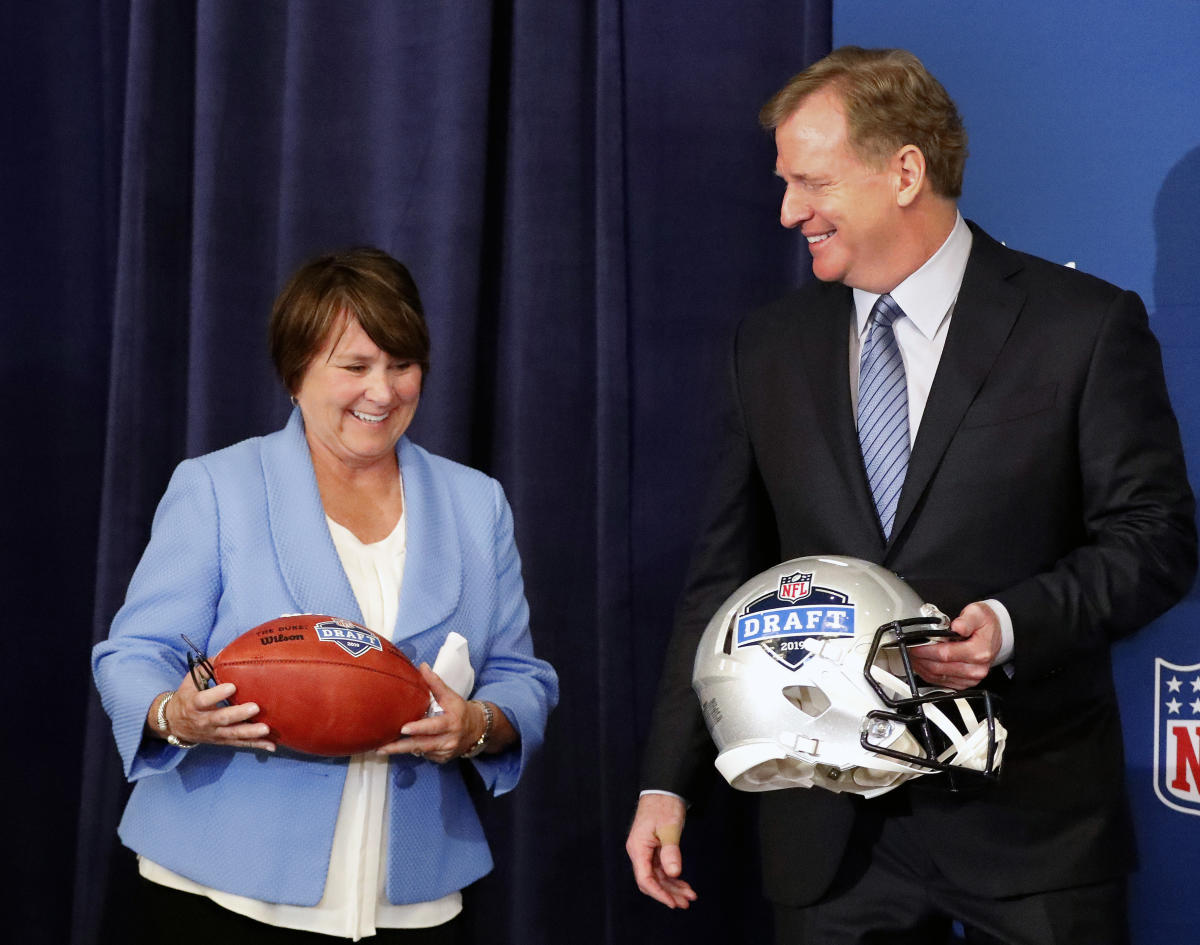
(858, 294, 909, 539)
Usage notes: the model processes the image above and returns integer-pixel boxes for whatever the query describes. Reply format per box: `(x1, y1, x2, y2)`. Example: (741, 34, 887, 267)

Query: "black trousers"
(139, 878, 465, 945)
(773, 805, 1129, 945)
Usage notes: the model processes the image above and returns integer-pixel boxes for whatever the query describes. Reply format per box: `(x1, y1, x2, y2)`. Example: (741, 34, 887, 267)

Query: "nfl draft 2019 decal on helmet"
(693, 556, 1006, 798)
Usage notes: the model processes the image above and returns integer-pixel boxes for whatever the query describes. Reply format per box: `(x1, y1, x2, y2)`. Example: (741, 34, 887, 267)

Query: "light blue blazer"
(92, 410, 558, 906)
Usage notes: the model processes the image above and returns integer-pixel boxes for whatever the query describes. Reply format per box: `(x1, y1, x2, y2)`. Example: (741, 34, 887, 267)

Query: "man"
(626, 47, 1196, 944)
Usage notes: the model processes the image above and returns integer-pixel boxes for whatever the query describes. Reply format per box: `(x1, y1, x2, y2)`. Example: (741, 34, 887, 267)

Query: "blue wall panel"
(834, 2, 1200, 938)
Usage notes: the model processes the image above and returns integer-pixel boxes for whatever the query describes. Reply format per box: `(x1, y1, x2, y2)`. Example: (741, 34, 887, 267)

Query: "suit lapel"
(888, 225, 1026, 548)
(792, 282, 884, 547)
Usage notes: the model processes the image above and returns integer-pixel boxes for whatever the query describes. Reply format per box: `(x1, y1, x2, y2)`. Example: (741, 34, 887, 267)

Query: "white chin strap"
(869, 665, 1007, 772)
(929, 694, 1008, 771)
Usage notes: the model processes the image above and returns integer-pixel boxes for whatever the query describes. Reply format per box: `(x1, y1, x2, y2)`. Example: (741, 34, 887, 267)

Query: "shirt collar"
(853, 212, 973, 340)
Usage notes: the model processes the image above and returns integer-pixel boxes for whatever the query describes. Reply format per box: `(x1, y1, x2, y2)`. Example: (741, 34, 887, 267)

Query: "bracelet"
(154, 691, 197, 750)
(462, 700, 493, 758)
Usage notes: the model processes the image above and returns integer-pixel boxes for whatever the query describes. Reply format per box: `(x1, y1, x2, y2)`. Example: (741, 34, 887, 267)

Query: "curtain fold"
(39, 2, 832, 942)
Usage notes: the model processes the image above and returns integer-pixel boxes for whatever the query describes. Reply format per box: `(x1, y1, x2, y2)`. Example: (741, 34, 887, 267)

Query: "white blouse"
(140, 484, 462, 939)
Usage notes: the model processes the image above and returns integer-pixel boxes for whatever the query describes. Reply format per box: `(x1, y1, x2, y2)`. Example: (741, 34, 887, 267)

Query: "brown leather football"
(211, 615, 430, 756)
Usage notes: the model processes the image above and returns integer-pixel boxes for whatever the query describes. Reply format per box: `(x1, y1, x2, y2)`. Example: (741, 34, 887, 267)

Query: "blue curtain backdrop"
(2, 2, 830, 944)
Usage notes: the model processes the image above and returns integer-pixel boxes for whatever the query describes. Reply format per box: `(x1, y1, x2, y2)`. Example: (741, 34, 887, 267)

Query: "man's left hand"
(908, 601, 1002, 690)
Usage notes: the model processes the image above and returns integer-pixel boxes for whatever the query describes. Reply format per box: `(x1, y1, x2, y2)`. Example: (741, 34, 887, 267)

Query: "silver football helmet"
(693, 555, 1005, 798)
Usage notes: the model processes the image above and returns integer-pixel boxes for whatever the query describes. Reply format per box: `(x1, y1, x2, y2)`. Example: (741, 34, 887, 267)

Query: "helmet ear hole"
(783, 684, 831, 717)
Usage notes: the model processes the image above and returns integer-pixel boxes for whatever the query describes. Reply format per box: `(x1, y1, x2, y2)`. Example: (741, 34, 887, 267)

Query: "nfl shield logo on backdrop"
(1153, 658, 1200, 816)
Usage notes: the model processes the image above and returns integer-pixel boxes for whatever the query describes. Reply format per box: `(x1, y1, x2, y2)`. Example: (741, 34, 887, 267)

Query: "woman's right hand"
(147, 672, 276, 752)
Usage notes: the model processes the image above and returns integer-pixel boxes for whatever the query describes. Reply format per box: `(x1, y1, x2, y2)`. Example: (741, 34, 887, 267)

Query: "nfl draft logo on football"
(1154, 658, 1200, 815)
(315, 617, 384, 658)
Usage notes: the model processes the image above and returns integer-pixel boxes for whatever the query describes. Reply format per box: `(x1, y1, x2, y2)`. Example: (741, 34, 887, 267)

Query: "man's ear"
(894, 144, 927, 207)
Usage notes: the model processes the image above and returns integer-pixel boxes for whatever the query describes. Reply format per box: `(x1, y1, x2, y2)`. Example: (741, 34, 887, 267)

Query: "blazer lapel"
(261, 409, 364, 622)
(888, 225, 1026, 548)
(392, 438, 463, 644)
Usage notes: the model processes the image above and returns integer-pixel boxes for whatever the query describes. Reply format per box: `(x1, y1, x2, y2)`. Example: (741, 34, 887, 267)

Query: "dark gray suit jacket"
(641, 223, 1197, 905)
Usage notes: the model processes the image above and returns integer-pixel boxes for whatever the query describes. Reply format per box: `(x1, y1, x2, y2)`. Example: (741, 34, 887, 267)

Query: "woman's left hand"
(376, 663, 487, 763)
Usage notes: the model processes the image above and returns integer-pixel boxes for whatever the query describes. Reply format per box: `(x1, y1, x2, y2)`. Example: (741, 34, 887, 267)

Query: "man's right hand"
(625, 792, 697, 909)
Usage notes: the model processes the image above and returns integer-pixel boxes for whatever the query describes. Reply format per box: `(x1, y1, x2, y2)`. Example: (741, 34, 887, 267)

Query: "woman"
(92, 247, 558, 943)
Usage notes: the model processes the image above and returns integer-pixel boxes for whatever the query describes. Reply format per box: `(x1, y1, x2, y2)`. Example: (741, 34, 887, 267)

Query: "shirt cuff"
(639, 788, 689, 808)
(983, 597, 1014, 673)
